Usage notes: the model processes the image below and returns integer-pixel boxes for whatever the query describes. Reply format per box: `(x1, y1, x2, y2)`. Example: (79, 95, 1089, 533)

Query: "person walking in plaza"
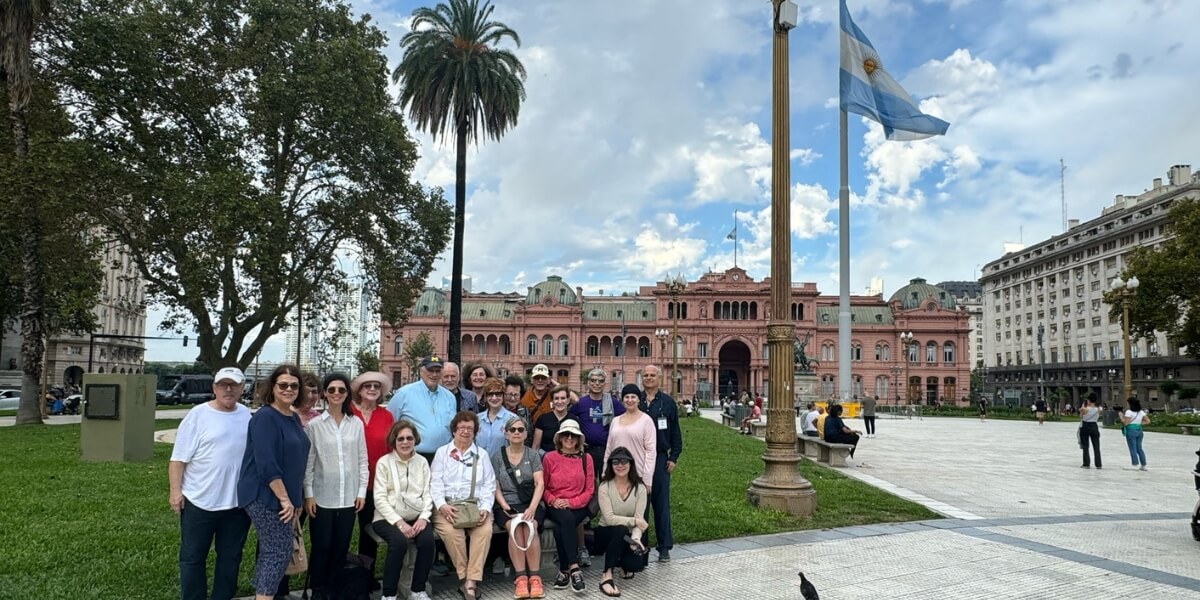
(541, 420, 594, 593)
(492, 416, 547, 599)
(372, 420, 436, 600)
(237, 364, 311, 600)
(521, 364, 556, 422)
(533, 385, 576, 453)
(350, 370, 395, 568)
(862, 395, 878, 438)
(594, 446, 649, 597)
(431, 411, 497, 600)
(389, 356, 458, 464)
(978, 397, 988, 422)
(443, 361, 479, 413)
(1035, 397, 1048, 425)
(823, 404, 862, 459)
(304, 372, 369, 600)
(463, 362, 495, 408)
(1121, 398, 1151, 471)
(639, 365, 681, 562)
(170, 366, 253, 600)
(1079, 394, 1102, 469)
(475, 377, 516, 459)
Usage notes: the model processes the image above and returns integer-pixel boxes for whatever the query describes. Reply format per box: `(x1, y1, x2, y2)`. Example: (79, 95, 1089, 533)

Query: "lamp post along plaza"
(747, 0, 815, 516)
(666, 274, 687, 397)
(1110, 276, 1140, 401)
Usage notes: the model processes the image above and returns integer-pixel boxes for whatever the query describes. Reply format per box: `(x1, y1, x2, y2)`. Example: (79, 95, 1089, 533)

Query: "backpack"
(330, 553, 374, 600)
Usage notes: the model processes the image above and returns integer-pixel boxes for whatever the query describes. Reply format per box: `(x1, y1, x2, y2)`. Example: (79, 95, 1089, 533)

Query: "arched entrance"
(718, 340, 751, 400)
(63, 366, 83, 387)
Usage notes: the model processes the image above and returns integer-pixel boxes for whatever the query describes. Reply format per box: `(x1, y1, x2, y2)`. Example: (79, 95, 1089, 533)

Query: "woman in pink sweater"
(604, 384, 657, 493)
(541, 419, 594, 594)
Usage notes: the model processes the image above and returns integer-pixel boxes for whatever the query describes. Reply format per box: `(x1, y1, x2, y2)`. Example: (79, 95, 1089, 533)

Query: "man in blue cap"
(388, 356, 458, 464)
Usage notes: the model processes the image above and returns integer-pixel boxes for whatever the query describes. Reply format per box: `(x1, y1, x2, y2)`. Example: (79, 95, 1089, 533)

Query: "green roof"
(527, 276, 578, 305)
(581, 301, 656, 321)
(889, 278, 957, 310)
(463, 301, 519, 321)
(412, 288, 447, 317)
(816, 306, 894, 325)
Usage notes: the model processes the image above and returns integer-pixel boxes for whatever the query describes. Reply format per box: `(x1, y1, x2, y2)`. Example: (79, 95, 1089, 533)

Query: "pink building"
(380, 269, 973, 405)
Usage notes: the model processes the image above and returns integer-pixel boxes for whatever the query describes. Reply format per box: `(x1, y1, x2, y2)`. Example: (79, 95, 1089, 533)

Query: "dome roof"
(889, 278, 957, 310)
(526, 275, 578, 305)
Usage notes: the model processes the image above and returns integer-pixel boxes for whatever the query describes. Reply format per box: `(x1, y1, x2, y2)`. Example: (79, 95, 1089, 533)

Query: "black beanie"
(621, 384, 642, 398)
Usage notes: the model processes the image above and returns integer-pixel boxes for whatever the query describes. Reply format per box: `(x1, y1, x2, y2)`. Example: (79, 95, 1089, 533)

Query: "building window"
(821, 375, 835, 398)
(393, 338, 402, 357)
(559, 335, 569, 357)
(908, 342, 919, 363)
(874, 376, 889, 399)
(1092, 343, 1103, 361)
(698, 342, 708, 358)
(875, 344, 890, 361)
(851, 344, 862, 361)
(821, 343, 835, 362)
(638, 339, 650, 357)
(852, 376, 863, 398)
(527, 335, 537, 356)
(543, 336, 553, 356)
(925, 342, 937, 363)
(674, 336, 684, 359)
(942, 342, 955, 363)
(500, 336, 511, 355)
(587, 337, 599, 357)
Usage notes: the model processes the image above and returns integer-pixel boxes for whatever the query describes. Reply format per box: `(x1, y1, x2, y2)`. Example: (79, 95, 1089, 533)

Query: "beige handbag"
(284, 516, 308, 575)
(448, 459, 482, 529)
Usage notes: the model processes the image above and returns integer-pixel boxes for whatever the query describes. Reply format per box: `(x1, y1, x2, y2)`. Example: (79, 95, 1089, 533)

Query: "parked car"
(1176, 407, 1197, 415)
(0, 389, 19, 411)
(168, 375, 215, 405)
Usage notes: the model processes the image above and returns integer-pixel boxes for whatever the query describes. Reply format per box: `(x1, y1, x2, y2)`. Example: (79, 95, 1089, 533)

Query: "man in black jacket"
(639, 365, 682, 562)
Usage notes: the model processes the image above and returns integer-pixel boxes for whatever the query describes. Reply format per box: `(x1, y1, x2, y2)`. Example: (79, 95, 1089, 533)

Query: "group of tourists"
(169, 359, 682, 600)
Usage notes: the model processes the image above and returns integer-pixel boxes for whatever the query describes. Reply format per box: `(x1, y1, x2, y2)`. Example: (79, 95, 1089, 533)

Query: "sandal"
(620, 569, 636, 580)
(599, 579, 621, 598)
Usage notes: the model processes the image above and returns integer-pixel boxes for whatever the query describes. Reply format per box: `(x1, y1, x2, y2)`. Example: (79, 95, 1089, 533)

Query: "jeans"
(179, 499, 250, 600)
(371, 519, 436, 596)
(863, 416, 876, 435)
(310, 506, 357, 593)
(1125, 428, 1147, 466)
(1081, 422, 1102, 467)
(650, 453, 674, 552)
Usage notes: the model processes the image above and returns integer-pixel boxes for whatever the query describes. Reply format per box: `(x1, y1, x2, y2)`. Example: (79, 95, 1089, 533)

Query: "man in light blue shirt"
(387, 356, 457, 462)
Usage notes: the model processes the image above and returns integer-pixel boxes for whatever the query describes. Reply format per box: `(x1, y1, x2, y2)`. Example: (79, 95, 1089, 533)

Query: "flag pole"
(733, 211, 739, 268)
(838, 109, 851, 403)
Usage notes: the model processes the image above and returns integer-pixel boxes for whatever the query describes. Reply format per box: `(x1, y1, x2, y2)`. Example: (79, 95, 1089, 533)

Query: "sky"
(143, 0, 1200, 363)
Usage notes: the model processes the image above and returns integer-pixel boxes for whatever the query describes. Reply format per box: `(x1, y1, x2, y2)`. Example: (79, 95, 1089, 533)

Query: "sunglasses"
(325, 386, 347, 394)
(361, 382, 382, 390)
(611, 458, 631, 466)
(485, 392, 504, 398)
(275, 382, 300, 391)
(394, 435, 415, 442)
(507, 426, 526, 433)
(588, 378, 605, 383)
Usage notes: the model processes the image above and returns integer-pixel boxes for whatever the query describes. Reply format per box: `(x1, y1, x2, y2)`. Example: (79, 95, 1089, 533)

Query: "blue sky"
(144, 0, 1200, 362)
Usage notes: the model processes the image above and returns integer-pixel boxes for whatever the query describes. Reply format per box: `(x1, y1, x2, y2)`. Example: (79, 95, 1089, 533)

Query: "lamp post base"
(747, 462, 816, 516)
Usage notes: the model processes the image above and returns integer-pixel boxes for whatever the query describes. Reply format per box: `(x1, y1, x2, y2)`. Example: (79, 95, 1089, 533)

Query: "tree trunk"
(447, 122, 467, 363)
(12, 104, 45, 425)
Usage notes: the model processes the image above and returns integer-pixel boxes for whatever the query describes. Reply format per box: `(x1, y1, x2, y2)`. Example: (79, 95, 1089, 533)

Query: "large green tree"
(1110, 198, 1200, 359)
(393, 0, 526, 363)
(48, 0, 452, 370)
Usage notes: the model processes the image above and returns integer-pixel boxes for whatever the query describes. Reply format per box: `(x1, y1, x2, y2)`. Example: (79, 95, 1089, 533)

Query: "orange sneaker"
(528, 575, 545, 599)
(514, 575, 530, 599)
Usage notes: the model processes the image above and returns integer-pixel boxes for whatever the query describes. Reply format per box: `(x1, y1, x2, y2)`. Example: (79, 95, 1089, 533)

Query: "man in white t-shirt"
(802, 405, 823, 437)
(169, 367, 253, 600)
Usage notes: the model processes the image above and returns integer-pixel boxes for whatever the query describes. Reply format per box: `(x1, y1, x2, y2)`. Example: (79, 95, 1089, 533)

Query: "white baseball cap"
(214, 367, 245, 384)
(531, 364, 550, 378)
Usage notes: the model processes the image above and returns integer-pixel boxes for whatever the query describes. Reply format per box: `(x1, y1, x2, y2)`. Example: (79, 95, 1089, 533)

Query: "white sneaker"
(382, 596, 397, 600)
(1139, 466, 1148, 471)
(410, 592, 432, 600)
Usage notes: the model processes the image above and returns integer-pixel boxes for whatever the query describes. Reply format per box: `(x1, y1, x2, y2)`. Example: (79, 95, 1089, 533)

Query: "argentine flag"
(839, 0, 950, 141)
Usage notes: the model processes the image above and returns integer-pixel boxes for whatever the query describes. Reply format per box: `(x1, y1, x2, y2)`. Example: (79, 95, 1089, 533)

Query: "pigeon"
(798, 572, 819, 600)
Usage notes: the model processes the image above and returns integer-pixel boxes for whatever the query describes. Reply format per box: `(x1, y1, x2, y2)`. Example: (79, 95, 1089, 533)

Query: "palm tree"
(393, 0, 525, 363)
(2, 0, 51, 424)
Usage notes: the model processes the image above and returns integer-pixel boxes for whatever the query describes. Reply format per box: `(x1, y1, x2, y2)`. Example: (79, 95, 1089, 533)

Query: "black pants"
(826, 432, 860, 457)
(546, 507, 590, 570)
(179, 500, 250, 600)
(863, 416, 876, 435)
(1081, 422, 1102, 467)
(356, 492, 378, 565)
(310, 506, 357, 593)
(371, 519, 436, 597)
(650, 453, 674, 552)
(594, 525, 645, 574)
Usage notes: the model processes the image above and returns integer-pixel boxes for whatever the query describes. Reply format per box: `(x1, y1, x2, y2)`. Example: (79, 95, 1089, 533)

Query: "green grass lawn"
(0, 417, 936, 598)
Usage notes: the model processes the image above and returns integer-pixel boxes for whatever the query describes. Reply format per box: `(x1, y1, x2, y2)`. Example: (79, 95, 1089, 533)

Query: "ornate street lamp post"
(900, 331, 914, 404)
(1109, 276, 1139, 402)
(747, 0, 814, 517)
(665, 273, 687, 397)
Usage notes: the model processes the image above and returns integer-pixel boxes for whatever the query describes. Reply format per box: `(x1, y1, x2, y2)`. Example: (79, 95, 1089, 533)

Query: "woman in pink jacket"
(540, 419, 594, 594)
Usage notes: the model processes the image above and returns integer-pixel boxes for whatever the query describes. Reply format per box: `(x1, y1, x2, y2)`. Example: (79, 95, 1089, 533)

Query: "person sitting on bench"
(739, 403, 762, 435)
(822, 404, 863, 458)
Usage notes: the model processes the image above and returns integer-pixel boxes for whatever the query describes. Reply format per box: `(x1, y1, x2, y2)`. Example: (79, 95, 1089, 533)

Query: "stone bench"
(795, 434, 855, 467)
(1179, 423, 1200, 435)
(749, 421, 768, 437)
(721, 413, 738, 428)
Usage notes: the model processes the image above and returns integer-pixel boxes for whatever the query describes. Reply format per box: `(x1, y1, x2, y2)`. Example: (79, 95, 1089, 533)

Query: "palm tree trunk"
(11, 103, 45, 425)
(447, 121, 467, 363)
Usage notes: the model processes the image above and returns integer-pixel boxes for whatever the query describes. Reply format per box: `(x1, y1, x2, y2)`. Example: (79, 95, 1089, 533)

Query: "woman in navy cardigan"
(237, 364, 311, 600)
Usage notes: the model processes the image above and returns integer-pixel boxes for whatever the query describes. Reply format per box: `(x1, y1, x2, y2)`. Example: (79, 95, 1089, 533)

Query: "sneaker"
(410, 593, 432, 600)
(569, 569, 585, 593)
(382, 596, 397, 600)
(657, 548, 671, 562)
(514, 575, 530, 599)
(579, 547, 592, 568)
(528, 576, 545, 599)
(554, 572, 570, 590)
(493, 558, 508, 575)
(1122, 466, 1141, 471)
(1140, 465, 1148, 471)
(431, 561, 450, 577)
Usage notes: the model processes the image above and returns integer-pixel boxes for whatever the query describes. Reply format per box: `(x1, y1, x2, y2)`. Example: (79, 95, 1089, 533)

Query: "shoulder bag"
(501, 447, 535, 505)
(284, 516, 308, 575)
(448, 457, 482, 529)
(579, 454, 600, 516)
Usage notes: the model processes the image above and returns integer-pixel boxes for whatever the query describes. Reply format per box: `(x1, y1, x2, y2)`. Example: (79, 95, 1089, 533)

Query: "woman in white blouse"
(372, 420, 435, 600)
(303, 372, 369, 600)
(431, 411, 497, 600)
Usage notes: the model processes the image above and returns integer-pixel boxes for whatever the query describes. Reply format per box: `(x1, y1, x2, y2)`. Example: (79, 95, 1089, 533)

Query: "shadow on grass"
(668, 417, 939, 544)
